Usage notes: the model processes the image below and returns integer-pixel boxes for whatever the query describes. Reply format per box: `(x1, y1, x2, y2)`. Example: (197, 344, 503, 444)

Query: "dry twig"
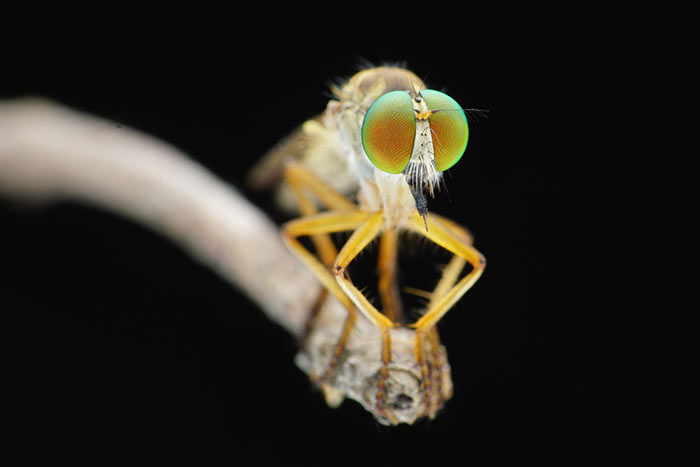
(0, 98, 440, 424)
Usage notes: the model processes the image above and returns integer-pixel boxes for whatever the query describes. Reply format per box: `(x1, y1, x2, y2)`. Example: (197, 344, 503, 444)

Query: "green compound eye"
(361, 90, 416, 174)
(421, 90, 469, 172)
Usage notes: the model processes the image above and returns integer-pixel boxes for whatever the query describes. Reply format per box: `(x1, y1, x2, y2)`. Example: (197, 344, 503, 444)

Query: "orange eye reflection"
(422, 90, 469, 172)
(361, 90, 469, 174)
(361, 91, 416, 174)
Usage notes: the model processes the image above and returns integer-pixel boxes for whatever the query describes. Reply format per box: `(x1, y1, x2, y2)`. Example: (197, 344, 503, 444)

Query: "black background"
(1, 3, 697, 464)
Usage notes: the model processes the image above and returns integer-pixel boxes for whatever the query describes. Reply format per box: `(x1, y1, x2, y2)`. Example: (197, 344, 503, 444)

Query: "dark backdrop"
(1, 4, 696, 464)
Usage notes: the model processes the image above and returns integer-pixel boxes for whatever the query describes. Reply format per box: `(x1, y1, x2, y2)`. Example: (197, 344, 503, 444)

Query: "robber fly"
(248, 66, 486, 424)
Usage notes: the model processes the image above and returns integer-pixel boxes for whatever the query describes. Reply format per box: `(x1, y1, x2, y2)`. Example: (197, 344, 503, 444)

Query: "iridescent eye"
(422, 90, 469, 172)
(361, 91, 416, 174)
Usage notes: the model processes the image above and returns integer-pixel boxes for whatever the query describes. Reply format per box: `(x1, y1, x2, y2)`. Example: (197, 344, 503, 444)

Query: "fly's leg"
(284, 162, 346, 341)
(283, 210, 369, 394)
(377, 228, 404, 323)
(283, 161, 355, 210)
(417, 255, 466, 417)
(282, 161, 360, 384)
(406, 212, 485, 417)
(428, 212, 475, 246)
(332, 212, 399, 424)
(298, 288, 328, 350)
(420, 217, 472, 416)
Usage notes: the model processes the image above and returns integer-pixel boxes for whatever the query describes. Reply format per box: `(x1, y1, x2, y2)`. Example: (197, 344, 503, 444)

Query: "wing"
(246, 114, 324, 191)
(247, 112, 358, 213)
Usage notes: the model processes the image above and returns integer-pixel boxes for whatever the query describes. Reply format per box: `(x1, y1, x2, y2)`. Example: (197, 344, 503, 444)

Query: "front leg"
(377, 228, 404, 324)
(406, 212, 486, 417)
(282, 210, 369, 390)
(331, 212, 399, 423)
(282, 161, 360, 383)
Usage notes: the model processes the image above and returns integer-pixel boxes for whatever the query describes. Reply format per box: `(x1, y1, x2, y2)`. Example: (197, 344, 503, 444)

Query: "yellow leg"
(331, 212, 398, 423)
(332, 212, 392, 328)
(429, 256, 469, 310)
(282, 161, 365, 384)
(406, 212, 485, 417)
(377, 228, 404, 323)
(284, 160, 354, 265)
(284, 160, 356, 212)
(418, 257, 465, 417)
(283, 162, 484, 422)
(284, 161, 343, 354)
(298, 288, 328, 348)
(425, 326, 453, 416)
(407, 212, 485, 331)
(411, 248, 467, 416)
(283, 210, 369, 385)
(428, 212, 474, 246)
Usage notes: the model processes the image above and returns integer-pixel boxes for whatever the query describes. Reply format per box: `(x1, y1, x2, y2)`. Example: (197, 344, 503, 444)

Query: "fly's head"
(329, 67, 472, 226)
(360, 80, 470, 227)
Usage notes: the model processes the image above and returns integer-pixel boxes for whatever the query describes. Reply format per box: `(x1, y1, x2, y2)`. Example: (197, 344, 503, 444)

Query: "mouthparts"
(408, 178, 429, 232)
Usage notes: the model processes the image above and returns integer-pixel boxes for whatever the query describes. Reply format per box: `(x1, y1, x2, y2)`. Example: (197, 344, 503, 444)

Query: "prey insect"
(249, 66, 486, 424)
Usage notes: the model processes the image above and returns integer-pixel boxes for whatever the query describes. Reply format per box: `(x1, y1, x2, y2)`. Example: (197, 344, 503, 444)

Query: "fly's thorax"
(327, 98, 377, 186)
(332, 67, 426, 110)
(300, 118, 357, 194)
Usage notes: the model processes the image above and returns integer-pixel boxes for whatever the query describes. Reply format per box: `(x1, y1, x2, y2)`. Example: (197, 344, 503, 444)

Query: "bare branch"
(0, 98, 321, 334)
(0, 98, 438, 424)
